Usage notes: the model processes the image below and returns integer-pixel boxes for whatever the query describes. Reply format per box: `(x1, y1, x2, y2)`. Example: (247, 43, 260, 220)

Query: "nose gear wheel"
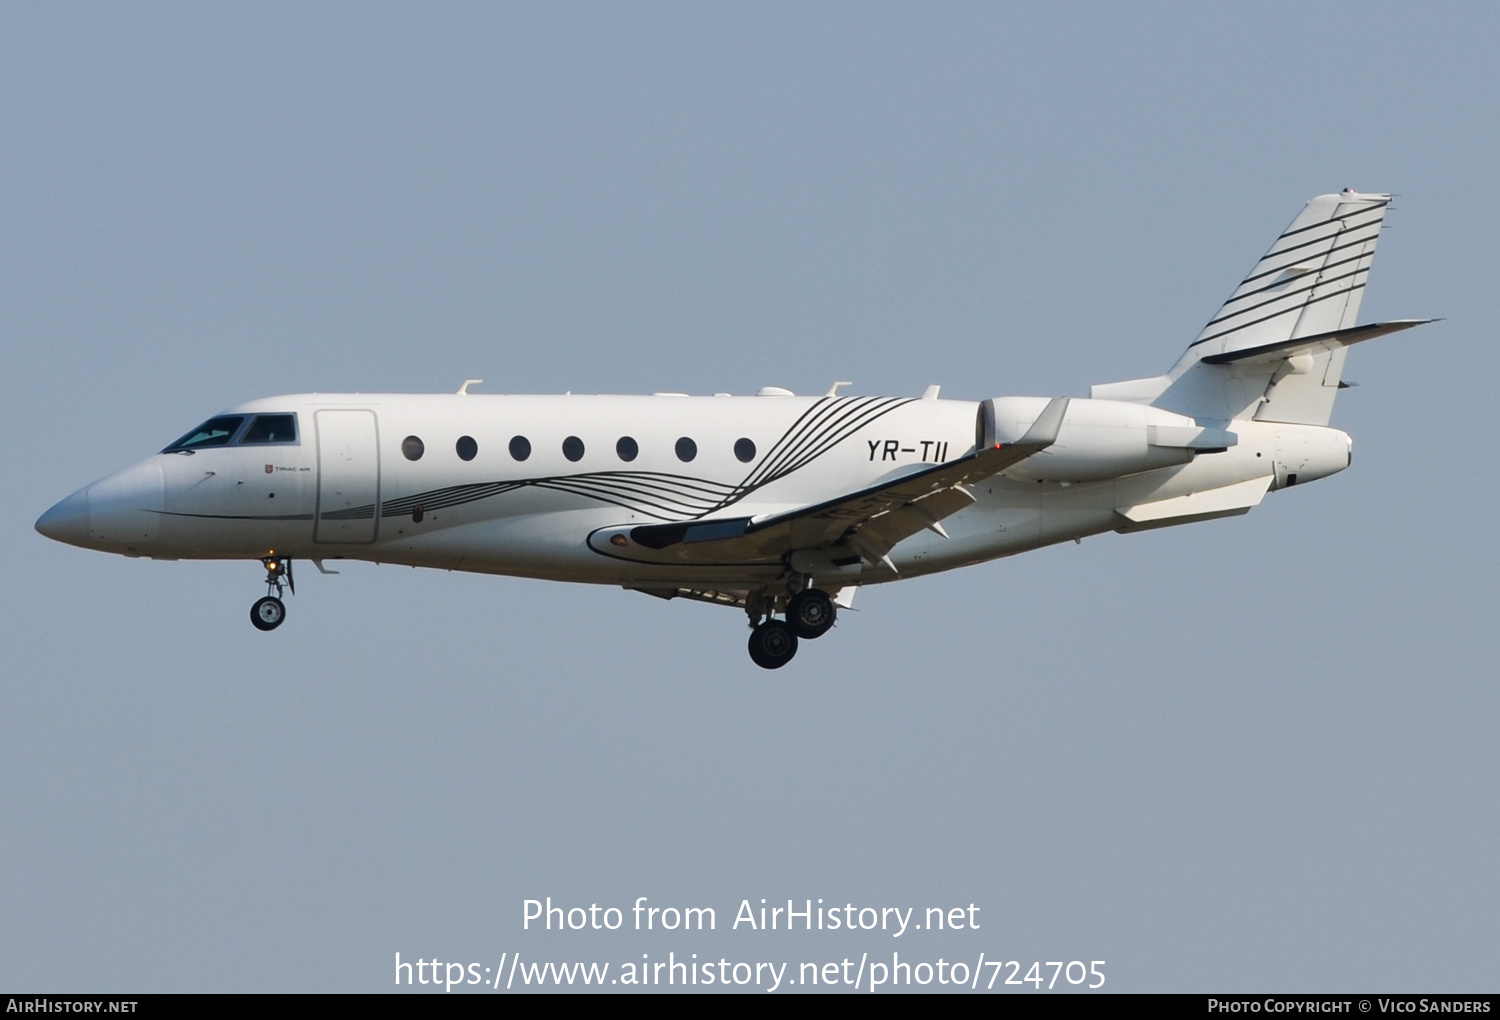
(251, 595, 285, 631)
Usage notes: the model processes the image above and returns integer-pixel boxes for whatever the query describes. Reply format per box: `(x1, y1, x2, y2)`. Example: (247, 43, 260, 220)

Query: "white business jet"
(36, 191, 1430, 668)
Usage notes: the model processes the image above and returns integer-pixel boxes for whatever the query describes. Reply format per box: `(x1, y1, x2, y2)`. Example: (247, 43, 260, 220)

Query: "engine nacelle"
(979, 397, 1238, 482)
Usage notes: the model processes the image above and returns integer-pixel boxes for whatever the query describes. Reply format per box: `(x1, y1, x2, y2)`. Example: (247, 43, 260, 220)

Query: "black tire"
(251, 596, 285, 632)
(747, 620, 798, 669)
(787, 589, 836, 639)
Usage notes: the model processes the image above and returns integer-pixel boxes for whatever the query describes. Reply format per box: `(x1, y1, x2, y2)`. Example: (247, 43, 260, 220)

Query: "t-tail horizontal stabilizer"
(1198, 318, 1437, 366)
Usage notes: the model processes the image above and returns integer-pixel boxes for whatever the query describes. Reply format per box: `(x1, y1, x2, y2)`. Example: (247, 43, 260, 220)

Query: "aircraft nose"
(36, 461, 164, 552)
(35, 488, 91, 547)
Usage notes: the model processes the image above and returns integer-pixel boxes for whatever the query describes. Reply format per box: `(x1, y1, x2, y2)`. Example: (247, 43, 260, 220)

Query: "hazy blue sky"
(3, 3, 1496, 992)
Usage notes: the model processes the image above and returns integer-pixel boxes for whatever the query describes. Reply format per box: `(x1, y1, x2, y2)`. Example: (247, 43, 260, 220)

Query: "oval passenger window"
(616, 436, 638, 462)
(456, 436, 478, 461)
(402, 436, 425, 461)
(509, 436, 531, 461)
(734, 438, 756, 462)
(675, 437, 697, 462)
(563, 436, 585, 462)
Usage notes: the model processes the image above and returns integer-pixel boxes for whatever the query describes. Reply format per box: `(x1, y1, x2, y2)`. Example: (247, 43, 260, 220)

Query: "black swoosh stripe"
(545, 476, 740, 515)
(780, 397, 911, 474)
(742, 397, 857, 487)
(532, 480, 721, 520)
(744, 396, 911, 488)
(536, 486, 695, 520)
(320, 506, 377, 520)
(368, 471, 744, 522)
(541, 473, 738, 506)
(743, 396, 882, 485)
(371, 472, 738, 521)
(590, 471, 740, 499)
(380, 481, 527, 515)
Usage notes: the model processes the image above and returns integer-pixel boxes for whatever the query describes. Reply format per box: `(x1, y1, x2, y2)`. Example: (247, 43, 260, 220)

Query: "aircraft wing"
(604, 397, 1069, 570)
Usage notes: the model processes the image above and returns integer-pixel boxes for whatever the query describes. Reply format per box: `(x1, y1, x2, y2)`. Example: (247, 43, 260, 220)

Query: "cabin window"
(402, 436, 425, 461)
(734, 438, 756, 462)
(239, 414, 298, 445)
(675, 437, 697, 462)
(163, 416, 245, 452)
(563, 436, 585, 462)
(456, 435, 478, 461)
(616, 436, 638, 462)
(509, 435, 531, 461)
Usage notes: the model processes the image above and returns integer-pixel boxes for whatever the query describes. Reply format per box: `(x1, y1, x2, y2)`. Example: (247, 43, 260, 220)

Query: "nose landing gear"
(250, 556, 293, 632)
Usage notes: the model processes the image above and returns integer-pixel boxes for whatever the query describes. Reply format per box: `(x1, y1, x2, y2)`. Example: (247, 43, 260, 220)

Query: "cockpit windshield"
(240, 414, 297, 444)
(163, 416, 245, 452)
(162, 413, 300, 453)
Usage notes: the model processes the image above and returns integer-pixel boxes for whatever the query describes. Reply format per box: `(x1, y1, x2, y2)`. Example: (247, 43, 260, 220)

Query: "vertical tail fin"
(1147, 190, 1393, 424)
(1189, 190, 1389, 358)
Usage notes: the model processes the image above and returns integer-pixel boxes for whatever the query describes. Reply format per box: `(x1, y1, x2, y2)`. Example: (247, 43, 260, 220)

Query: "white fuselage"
(29, 191, 1405, 669)
(39, 390, 1349, 591)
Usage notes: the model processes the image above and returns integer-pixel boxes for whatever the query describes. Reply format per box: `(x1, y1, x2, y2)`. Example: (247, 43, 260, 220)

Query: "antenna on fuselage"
(825, 381, 853, 396)
(457, 379, 483, 395)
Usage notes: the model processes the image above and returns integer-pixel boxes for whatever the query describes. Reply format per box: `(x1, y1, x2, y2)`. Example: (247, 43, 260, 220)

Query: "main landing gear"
(746, 585, 838, 669)
(250, 556, 293, 632)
